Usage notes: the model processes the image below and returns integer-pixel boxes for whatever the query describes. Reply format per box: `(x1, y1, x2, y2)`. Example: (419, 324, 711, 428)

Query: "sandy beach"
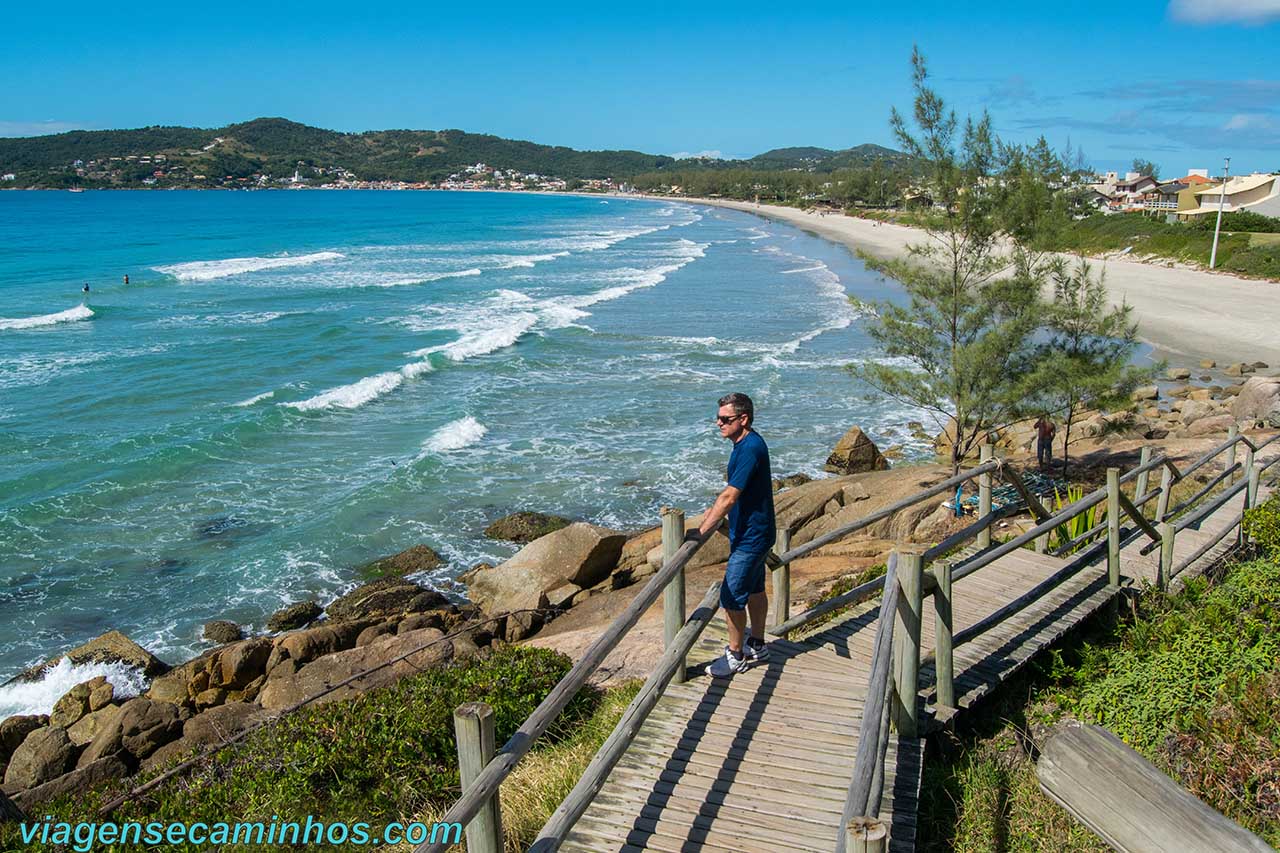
(680, 197, 1280, 368)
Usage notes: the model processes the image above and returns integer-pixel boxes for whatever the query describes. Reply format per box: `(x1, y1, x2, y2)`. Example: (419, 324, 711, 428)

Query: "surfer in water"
(82, 283, 90, 293)
(123, 274, 129, 285)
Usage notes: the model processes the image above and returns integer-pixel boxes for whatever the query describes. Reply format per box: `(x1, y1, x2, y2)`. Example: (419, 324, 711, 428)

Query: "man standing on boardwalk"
(694, 392, 776, 677)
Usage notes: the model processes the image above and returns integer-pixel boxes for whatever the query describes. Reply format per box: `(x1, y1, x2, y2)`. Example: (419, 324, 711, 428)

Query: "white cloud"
(1169, 0, 1280, 24)
(1223, 113, 1277, 130)
(0, 120, 86, 137)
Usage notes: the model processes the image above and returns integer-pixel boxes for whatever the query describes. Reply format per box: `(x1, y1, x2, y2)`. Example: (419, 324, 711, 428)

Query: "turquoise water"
(0, 190, 922, 702)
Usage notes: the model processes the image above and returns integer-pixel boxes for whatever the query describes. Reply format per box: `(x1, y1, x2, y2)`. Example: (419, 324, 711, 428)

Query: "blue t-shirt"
(726, 430, 776, 553)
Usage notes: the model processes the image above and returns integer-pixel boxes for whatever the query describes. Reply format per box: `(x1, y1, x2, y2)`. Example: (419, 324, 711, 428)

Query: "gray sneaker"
(708, 646, 751, 677)
(745, 636, 771, 661)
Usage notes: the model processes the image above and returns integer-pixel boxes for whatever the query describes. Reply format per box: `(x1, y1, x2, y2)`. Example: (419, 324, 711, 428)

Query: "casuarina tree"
(851, 47, 1045, 473)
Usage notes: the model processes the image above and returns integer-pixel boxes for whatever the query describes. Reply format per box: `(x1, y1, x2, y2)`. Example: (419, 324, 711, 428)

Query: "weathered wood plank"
(1036, 724, 1271, 853)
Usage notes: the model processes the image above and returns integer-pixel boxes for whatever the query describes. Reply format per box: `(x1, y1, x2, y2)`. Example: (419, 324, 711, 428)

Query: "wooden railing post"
(933, 560, 955, 712)
(1106, 468, 1121, 614)
(1158, 522, 1176, 591)
(772, 526, 791, 638)
(1225, 424, 1239, 484)
(978, 443, 994, 549)
(661, 507, 687, 684)
(1135, 446, 1152, 502)
(1155, 463, 1174, 522)
(845, 816, 888, 853)
(1241, 448, 1258, 546)
(891, 548, 923, 737)
(454, 703, 502, 853)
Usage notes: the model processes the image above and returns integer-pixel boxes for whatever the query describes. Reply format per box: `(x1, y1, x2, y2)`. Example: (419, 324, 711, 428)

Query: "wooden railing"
(424, 428, 1277, 852)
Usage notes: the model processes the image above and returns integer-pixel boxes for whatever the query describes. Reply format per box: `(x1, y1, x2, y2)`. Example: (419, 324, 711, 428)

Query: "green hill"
(0, 117, 906, 189)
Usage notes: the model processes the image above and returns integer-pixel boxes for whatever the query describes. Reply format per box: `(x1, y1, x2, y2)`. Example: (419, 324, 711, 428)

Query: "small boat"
(68, 187, 84, 193)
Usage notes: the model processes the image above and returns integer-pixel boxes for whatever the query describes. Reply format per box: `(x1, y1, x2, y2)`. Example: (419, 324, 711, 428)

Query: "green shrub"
(1243, 492, 1280, 554)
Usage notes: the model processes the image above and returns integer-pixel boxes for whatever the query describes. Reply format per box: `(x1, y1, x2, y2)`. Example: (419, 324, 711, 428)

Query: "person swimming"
(82, 283, 90, 293)
(123, 274, 129, 285)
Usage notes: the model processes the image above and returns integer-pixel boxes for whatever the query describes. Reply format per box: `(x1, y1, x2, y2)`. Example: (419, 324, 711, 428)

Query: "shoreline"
(671, 195, 1280, 368)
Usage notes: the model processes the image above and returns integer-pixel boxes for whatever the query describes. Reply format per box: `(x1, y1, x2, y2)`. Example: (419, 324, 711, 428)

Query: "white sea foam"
(411, 312, 539, 362)
(234, 390, 276, 407)
(493, 251, 570, 269)
(369, 268, 483, 287)
(0, 304, 94, 331)
(0, 658, 148, 719)
(422, 416, 487, 453)
(780, 265, 826, 275)
(284, 370, 404, 411)
(155, 251, 345, 281)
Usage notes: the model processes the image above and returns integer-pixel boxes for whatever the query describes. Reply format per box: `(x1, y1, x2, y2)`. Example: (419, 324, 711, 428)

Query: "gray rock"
(202, 620, 243, 644)
(1166, 367, 1191, 380)
(11, 631, 168, 683)
(1131, 385, 1159, 401)
(3, 727, 75, 791)
(116, 698, 183, 760)
(0, 715, 48, 776)
(356, 544, 444, 580)
(824, 426, 890, 475)
(356, 622, 397, 647)
(1199, 359, 1216, 369)
(1230, 376, 1280, 428)
(87, 681, 114, 712)
(483, 513, 572, 544)
(49, 680, 96, 729)
(182, 703, 267, 748)
(67, 705, 122, 748)
(465, 523, 626, 614)
(325, 578, 448, 622)
(771, 473, 813, 492)
(11, 756, 128, 808)
(267, 601, 322, 633)
(210, 638, 272, 690)
(397, 611, 447, 634)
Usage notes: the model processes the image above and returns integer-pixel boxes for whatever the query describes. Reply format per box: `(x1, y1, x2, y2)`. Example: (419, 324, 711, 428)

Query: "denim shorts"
(721, 548, 768, 611)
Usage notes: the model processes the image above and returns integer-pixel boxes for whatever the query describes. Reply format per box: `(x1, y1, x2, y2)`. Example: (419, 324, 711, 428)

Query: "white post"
(772, 526, 791, 637)
(1209, 157, 1230, 270)
(454, 703, 502, 853)
(1225, 424, 1239, 484)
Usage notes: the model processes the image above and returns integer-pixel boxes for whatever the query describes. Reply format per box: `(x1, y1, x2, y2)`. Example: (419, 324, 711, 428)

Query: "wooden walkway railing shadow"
(421, 430, 1280, 853)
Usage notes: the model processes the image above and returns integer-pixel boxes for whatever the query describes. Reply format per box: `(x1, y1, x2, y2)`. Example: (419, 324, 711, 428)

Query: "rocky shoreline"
(3, 366, 1278, 812)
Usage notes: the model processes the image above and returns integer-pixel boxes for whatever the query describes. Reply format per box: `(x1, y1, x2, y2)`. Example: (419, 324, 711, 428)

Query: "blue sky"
(2, 0, 1278, 174)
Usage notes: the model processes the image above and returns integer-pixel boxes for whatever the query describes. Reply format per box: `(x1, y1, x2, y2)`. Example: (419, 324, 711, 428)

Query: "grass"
(918, 529, 1280, 850)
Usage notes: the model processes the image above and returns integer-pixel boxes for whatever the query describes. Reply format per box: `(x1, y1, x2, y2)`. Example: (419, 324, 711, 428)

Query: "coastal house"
(1142, 181, 1187, 214)
(1176, 173, 1280, 221)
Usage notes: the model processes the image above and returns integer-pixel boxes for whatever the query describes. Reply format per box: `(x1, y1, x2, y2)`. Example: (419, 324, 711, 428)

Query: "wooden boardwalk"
(561, 477, 1269, 853)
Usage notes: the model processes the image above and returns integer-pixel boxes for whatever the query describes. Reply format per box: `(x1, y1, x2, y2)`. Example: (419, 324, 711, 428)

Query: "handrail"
(1164, 462, 1241, 522)
(418, 534, 708, 853)
(952, 485, 1110, 582)
(923, 512, 999, 563)
(838, 555, 900, 844)
(775, 460, 1000, 564)
(1176, 434, 1249, 481)
(1173, 477, 1248, 534)
(769, 573, 885, 637)
(529, 581, 722, 851)
(1170, 509, 1246, 582)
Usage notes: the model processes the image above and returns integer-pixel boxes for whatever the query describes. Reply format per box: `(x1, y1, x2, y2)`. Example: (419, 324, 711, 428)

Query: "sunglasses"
(716, 413, 745, 424)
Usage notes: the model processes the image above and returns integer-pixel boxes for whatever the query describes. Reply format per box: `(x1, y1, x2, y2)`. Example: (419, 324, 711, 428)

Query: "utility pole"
(1209, 156, 1231, 270)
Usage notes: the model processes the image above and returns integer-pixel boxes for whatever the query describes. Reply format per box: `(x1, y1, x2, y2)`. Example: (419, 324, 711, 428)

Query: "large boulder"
(484, 512, 572, 544)
(266, 601, 322, 633)
(182, 703, 268, 748)
(1230, 376, 1280, 428)
(465, 523, 625, 613)
(67, 705, 122, 748)
(11, 755, 128, 808)
(1185, 414, 1236, 437)
(209, 638, 272, 690)
(325, 578, 448, 622)
(824, 426, 890, 474)
(3, 727, 75, 791)
(0, 716, 47, 776)
(202, 620, 243, 644)
(356, 544, 444, 580)
(257, 627, 452, 711)
(1179, 399, 1216, 426)
(11, 631, 168, 683)
(49, 678, 105, 729)
(276, 625, 346, 667)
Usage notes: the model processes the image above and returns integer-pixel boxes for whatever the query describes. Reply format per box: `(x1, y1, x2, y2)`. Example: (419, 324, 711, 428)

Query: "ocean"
(0, 189, 924, 714)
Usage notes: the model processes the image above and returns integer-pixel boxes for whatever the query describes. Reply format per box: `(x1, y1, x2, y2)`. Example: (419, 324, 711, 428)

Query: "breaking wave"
(0, 304, 94, 331)
(155, 251, 345, 281)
